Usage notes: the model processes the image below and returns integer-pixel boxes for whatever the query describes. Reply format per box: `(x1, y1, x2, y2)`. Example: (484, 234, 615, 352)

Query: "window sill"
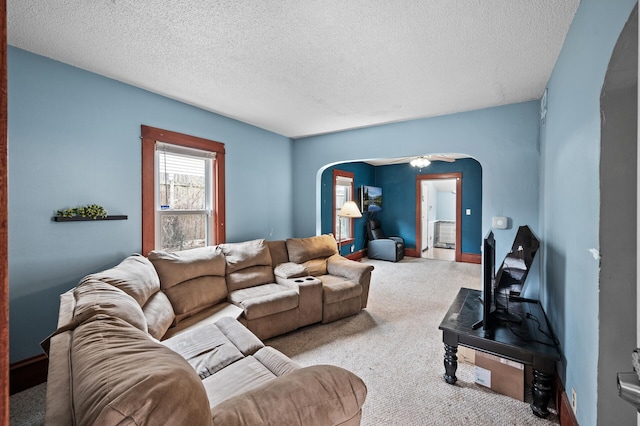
(338, 238, 355, 245)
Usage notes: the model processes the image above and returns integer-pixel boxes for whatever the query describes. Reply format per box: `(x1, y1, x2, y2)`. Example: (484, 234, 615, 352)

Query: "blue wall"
(320, 159, 482, 256)
(8, 47, 294, 361)
(373, 159, 482, 254)
(437, 192, 456, 221)
(539, 1, 637, 424)
(320, 162, 375, 255)
(295, 101, 540, 269)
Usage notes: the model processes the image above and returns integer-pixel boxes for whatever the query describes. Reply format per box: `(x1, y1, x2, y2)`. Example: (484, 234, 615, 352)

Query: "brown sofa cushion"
(163, 276, 228, 324)
(286, 234, 338, 264)
(162, 323, 245, 379)
(89, 254, 160, 307)
(214, 316, 265, 356)
(73, 279, 147, 332)
(221, 239, 275, 291)
(149, 246, 226, 289)
(142, 291, 175, 339)
(210, 365, 367, 426)
(149, 247, 228, 324)
(321, 276, 362, 304)
(221, 239, 272, 273)
(71, 316, 212, 426)
(267, 240, 289, 267)
(229, 284, 298, 320)
(303, 258, 328, 276)
(274, 262, 308, 279)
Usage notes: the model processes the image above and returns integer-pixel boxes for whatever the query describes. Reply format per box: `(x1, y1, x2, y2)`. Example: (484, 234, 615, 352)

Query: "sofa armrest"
(211, 365, 367, 426)
(327, 254, 374, 284)
(276, 276, 323, 326)
(215, 316, 265, 356)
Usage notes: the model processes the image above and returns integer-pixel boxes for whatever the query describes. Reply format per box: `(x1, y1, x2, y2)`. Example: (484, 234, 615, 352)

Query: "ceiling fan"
(409, 154, 457, 168)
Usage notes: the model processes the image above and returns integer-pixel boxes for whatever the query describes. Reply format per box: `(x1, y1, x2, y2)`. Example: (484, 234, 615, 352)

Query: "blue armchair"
(366, 220, 405, 262)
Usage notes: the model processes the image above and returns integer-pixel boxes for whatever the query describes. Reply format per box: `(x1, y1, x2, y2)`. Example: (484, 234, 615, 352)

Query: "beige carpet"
(10, 257, 559, 425)
(267, 257, 559, 425)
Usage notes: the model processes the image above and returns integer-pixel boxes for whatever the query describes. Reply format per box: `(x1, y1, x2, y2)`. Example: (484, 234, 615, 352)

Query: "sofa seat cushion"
(229, 284, 298, 320)
(319, 275, 362, 304)
(202, 355, 277, 408)
(161, 303, 243, 340)
(70, 316, 211, 426)
(162, 323, 245, 379)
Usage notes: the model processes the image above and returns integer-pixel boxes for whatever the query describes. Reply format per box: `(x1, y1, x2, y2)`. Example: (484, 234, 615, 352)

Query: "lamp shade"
(338, 201, 362, 218)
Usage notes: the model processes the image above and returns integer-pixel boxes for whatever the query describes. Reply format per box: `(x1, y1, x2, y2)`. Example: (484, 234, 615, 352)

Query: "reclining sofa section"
(43, 234, 373, 425)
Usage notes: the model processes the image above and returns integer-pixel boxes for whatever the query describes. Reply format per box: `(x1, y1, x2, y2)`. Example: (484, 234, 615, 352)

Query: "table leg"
(443, 343, 458, 384)
(531, 369, 553, 418)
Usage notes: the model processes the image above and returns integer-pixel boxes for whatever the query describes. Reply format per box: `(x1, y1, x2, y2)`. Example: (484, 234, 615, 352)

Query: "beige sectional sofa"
(44, 234, 373, 425)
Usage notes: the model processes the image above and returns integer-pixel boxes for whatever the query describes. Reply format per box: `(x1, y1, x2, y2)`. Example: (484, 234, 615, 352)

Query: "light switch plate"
(492, 216, 508, 229)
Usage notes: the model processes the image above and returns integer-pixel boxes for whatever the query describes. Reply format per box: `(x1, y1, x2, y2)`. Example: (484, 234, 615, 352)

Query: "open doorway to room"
(416, 173, 462, 262)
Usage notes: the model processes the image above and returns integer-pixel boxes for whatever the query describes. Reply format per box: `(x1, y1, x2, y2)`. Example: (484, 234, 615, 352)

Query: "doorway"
(416, 173, 462, 262)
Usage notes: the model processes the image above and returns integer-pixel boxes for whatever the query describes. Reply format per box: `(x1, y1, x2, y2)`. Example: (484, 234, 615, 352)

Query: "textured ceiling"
(8, 1, 579, 138)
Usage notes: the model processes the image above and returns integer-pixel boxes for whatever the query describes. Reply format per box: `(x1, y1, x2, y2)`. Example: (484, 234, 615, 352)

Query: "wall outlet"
(350, 245, 354, 253)
(571, 387, 577, 415)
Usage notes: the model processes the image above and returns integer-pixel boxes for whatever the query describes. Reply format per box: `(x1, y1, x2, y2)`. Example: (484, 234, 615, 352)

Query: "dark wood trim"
(141, 131, 155, 254)
(415, 173, 463, 262)
(332, 169, 355, 244)
(405, 248, 420, 257)
(214, 147, 226, 244)
(555, 372, 578, 426)
(141, 125, 225, 255)
(141, 125, 225, 153)
(53, 215, 128, 222)
(9, 354, 48, 395)
(344, 249, 366, 261)
(460, 253, 481, 264)
(1, 0, 7, 421)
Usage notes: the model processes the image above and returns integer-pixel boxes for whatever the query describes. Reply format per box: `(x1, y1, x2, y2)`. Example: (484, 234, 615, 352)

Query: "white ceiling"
(7, 1, 579, 138)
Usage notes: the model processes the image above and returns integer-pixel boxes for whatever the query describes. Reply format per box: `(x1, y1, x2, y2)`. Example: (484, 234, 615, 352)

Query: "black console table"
(439, 287, 560, 418)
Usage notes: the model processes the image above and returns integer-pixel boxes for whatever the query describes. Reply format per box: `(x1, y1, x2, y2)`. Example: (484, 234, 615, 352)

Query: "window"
(142, 125, 225, 254)
(333, 170, 355, 243)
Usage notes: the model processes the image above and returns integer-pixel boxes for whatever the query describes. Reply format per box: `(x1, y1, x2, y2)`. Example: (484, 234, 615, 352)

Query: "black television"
(473, 230, 496, 330)
(472, 225, 540, 331)
(360, 185, 382, 213)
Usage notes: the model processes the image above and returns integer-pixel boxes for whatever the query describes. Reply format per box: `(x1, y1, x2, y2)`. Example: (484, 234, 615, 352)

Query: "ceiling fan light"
(410, 157, 431, 168)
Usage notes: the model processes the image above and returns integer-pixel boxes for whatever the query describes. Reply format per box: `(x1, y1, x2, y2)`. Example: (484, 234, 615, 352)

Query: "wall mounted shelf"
(53, 215, 128, 222)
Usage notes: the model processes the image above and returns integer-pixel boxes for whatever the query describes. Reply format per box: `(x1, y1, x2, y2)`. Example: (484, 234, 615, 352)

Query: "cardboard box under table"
(474, 351, 525, 402)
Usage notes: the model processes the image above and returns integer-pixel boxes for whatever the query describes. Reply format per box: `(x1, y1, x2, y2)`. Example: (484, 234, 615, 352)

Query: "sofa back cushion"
(73, 279, 147, 332)
(286, 234, 338, 263)
(70, 316, 212, 425)
(286, 234, 339, 276)
(221, 239, 275, 292)
(266, 240, 289, 267)
(142, 291, 175, 340)
(149, 246, 227, 324)
(89, 254, 160, 307)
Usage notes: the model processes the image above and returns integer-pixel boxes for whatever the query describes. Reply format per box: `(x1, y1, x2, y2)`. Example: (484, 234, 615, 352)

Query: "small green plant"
(56, 204, 108, 220)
